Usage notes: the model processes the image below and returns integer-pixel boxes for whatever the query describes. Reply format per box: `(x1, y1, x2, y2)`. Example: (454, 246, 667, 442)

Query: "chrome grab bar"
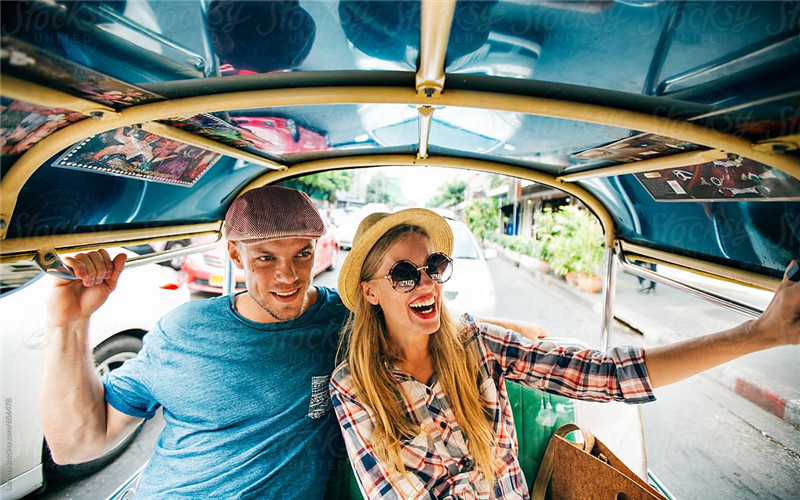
(33, 240, 222, 281)
(616, 251, 764, 319)
(105, 461, 148, 500)
(787, 261, 800, 282)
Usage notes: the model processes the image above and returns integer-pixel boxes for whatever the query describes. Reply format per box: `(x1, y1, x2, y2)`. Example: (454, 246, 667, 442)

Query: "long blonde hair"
(338, 225, 498, 486)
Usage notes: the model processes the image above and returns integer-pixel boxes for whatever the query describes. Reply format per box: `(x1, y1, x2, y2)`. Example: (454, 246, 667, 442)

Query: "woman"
(329, 208, 799, 499)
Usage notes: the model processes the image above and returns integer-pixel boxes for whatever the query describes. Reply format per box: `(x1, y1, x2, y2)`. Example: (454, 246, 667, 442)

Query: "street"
(29, 251, 800, 499)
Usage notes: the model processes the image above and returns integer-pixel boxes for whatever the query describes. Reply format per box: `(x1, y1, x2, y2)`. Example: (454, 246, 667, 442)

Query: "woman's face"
(361, 232, 443, 340)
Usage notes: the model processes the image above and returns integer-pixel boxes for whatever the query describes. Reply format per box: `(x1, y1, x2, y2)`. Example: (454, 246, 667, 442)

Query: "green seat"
(323, 382, 575, 499)
(322, 436, 362, 500)
(505, 382, 575, 488)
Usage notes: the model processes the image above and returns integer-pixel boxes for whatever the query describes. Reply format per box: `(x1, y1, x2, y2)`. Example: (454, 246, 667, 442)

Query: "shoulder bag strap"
(531, 423, 595, 500)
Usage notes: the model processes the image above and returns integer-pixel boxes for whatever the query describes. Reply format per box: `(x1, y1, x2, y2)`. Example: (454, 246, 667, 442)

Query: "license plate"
(210, 275, 223, 286)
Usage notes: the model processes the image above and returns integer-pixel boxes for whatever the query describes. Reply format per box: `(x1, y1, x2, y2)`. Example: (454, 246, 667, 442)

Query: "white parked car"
(0, 249, 191, 499)
(337, 204, 390, 250)
(442, 219, 497, 318)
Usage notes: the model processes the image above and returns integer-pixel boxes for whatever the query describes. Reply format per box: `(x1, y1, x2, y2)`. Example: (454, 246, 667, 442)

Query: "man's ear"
(360, 280, 380, 306)
(227, 241, 245, 269)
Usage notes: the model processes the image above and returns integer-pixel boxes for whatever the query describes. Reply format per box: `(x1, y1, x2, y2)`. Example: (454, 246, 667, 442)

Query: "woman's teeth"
(409, 297, 435, 314)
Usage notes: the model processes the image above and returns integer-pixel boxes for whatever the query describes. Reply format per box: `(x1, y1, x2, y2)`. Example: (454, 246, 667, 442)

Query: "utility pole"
(511, 178, 519, 236)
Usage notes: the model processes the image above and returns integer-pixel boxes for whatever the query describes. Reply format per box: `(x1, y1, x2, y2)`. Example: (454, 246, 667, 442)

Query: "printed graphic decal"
(1, 99, 86, 155)
(1, 36, 163, 108)
(634, 156, 800, 201)
(55, 126, 220, 187)
(573, 132, 703, 164)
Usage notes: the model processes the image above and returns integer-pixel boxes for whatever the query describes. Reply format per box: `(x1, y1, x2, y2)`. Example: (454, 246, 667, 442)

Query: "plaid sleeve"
(470, 318, 655, 404)
(329, 365, 427, 500)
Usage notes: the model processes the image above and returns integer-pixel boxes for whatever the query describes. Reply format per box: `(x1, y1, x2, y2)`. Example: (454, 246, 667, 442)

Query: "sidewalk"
(495, 247, 800, 431)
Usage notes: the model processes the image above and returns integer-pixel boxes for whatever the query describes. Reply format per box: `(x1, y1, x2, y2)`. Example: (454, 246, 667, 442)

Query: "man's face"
(228, 237, 316, 323)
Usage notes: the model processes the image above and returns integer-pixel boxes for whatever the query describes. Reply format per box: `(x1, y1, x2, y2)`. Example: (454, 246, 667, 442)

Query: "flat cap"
(223, 185, 325, 242)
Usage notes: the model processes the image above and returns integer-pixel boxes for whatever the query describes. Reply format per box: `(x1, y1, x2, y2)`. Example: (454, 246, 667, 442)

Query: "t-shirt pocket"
(307, 374, 333, 419)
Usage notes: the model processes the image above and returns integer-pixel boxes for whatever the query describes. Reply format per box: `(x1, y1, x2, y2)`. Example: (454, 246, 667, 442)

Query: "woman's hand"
(748, 259, 800, 348)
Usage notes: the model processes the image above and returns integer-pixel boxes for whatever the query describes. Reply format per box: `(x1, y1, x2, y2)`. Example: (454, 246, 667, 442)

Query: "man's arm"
(645, 261, 800, 388)
(473, 315, 549, 340)
(40, 250, 143, 464)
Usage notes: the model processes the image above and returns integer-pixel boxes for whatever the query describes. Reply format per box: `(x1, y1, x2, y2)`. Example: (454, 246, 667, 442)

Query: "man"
(41, 186, 348, 498)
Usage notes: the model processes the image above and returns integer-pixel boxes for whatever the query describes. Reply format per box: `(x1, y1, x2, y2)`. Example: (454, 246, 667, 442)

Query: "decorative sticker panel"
(54, 126, 220, 187)
(634, 157, 800, 202)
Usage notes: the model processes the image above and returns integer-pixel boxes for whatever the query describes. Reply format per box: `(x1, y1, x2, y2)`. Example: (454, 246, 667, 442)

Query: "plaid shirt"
(329, 315, 654, 499)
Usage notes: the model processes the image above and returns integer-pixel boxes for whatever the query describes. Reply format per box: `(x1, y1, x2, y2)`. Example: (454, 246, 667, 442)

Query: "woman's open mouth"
(409, 296, 437, 319)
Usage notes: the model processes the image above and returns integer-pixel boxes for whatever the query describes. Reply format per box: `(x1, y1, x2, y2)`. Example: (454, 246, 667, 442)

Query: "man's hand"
(749, 259, 800, 348)
(47, 249, 127, 327)
(475, 316, 549, 340)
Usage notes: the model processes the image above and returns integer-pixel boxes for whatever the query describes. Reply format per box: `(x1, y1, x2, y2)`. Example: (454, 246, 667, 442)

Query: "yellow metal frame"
(620, 241, 780, 292)
(416, 0, 456, 97)
(0, 151, 785, 294)
(558, 149, 725, 183)
(1, 75, 118, 118)
(417, 106, 435, 159)
(0, 154, 616, 259)
(5, 151, 776, 294)
(140, 123, 286, 171)
(2, 75, 797, 288)
(240, 154, 616, 248)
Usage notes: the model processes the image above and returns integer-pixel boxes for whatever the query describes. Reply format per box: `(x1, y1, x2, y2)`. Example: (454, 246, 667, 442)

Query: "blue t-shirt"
(102, 287, 348, 499)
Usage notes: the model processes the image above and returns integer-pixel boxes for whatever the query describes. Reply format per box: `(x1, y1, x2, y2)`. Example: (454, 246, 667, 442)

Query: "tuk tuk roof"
(1, 0, 798, 288)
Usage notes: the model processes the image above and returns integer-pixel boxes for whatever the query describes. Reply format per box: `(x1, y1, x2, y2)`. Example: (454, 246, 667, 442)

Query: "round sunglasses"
(368, 252, 453, 293)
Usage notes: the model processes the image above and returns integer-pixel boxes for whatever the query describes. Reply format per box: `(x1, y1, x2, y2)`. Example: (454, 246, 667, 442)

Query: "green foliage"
(281, 170, 353, 203)
(486, 233, 540, 257)
(463, 198, 499, 240)
(546, 205, 605, 276)
(428, 179, 467, 208)
(533, 208, 556, 261)
(485, 231, 503, 245)
(490, 205, 605, 276)
(510, 236, 539, 256)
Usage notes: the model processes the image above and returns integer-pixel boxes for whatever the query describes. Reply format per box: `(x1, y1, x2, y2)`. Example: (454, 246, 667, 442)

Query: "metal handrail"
(34, 239, 221, 281)
(599, 245, 617, 352)
(617, 252, 764, 319)
(124, 241, 221, 268)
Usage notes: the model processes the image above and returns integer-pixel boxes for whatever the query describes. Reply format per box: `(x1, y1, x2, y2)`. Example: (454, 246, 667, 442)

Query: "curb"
(711, 365, 800, 430)
(489, 243, 800, 431)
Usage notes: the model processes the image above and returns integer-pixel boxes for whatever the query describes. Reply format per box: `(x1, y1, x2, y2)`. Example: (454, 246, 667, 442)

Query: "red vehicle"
(180, 216, 339, 294)
(232, 117, 329, 156)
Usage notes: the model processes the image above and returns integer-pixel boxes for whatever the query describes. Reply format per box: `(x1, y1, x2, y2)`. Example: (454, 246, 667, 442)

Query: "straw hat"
(337, 209, 454, 312)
